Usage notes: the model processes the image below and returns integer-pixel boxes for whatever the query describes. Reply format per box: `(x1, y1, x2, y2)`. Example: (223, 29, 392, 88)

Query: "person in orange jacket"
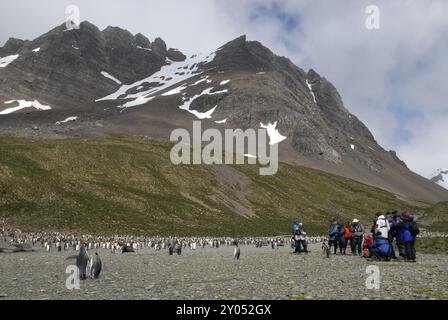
(342, 221, 353, 255)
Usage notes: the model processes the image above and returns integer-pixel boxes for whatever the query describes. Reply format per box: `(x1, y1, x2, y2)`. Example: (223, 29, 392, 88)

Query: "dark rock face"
(0, 21, 186, 109)
(209, 35, 277, 72)
(150, 37, 167, 56)
(0, 38, 29, 56)
(134, 33, 151, 48)
(389, 151, 408, 169)
(204, 36, 384, 168)
(102, 26, 166, 84)
(167, 48, 186, 62)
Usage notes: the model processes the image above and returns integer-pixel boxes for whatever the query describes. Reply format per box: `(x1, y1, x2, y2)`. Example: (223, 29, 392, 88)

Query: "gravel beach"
(1, 243, 447, 300)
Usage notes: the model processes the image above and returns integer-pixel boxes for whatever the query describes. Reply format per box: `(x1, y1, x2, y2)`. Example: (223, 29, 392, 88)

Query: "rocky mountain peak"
(102, 25, 136, 47)
(150, 37, 167, 55)
(306, 69, 321, 82)
(133, 33, 151, 48)
(0, 21, 186, 108)
(430, 168, 448, 190)
(210, 35, 277, 72)
(0, 38, 28, 56)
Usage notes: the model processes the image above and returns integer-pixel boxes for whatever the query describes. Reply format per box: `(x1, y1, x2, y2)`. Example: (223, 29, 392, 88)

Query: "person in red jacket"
(342, 221, 353, 255)
(363, 234, 374, 258)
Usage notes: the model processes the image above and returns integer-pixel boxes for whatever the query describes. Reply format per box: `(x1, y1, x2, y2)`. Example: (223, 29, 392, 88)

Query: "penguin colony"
(1, 221, 328, 280)
(1, 227, 326, 255)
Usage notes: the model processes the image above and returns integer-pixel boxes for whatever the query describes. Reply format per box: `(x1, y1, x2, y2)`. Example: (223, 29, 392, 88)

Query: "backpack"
(292, 221, 300, 235)
(409, 221, 420, 236)
(329, 223, 339, 236)
(344, 227, 352, 239)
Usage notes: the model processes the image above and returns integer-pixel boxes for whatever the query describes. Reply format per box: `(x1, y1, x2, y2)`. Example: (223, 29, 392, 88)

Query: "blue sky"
(0, 0, 446, 177)
(249, 3, 300, 32)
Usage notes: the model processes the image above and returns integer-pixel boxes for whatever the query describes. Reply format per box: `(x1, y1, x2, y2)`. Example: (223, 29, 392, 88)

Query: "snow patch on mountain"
(0, 99, 51, 115)
(220, 80, 231, 85)
(191, 78, 208, 86)
(178, 87, 227, 119)
(32, 47, 40, 53)
(0, 54, 19, 68)
(101, 71, 122, 85)
(162, 84, 188, 96)
(260, 122, 287, 145)
(56, 116, 78, 124)
(136, 46, 152, 51)
(430, 168, 448, 190)
(96, 51, 217, 110)
(306, 80, 317, 104)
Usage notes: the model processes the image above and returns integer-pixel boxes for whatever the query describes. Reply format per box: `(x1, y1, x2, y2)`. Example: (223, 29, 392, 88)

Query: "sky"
(0, 0, 446, 178)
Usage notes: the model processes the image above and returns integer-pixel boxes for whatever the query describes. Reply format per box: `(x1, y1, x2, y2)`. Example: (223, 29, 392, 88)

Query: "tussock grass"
(0, 135, 446, 236)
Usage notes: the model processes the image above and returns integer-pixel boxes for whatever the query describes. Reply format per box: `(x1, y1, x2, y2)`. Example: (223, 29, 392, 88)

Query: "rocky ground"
(0, 243, 447, 300)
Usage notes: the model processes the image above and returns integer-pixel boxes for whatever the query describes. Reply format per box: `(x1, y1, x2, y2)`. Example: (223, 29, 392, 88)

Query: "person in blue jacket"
(328, 219, 343, 255)
(368, 232, 393, 261)
(399, 212, 418, 262)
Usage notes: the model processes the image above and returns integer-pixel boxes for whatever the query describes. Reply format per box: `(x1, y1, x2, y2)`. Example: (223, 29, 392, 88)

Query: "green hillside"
(0, 135, 446, 236)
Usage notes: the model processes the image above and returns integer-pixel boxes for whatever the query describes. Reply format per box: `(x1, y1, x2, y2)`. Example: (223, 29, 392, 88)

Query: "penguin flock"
(1, 222, 329, 281)
(1, 223, 327, 256)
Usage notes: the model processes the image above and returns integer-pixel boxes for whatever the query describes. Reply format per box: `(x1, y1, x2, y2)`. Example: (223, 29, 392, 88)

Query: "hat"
(352, 219, 359, 223)
(401, 211, 413, 221)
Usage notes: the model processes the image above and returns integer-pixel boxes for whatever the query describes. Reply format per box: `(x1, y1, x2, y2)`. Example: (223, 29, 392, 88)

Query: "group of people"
(325, 211, 419, 262)
(291, 211, 420, 262)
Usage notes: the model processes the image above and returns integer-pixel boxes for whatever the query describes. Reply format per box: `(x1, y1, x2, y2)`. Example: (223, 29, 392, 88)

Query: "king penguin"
(89, 252, 102, 279)
(233, 243, 241, 260)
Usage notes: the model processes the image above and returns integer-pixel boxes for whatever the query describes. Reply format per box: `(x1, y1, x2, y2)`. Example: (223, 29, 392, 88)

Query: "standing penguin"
(89, 252, 102, 279)
(78, 245, 90, 280)
(233, 243, 241, 260)
(66, 244, 89, 280)
(74, 244, 89, 280)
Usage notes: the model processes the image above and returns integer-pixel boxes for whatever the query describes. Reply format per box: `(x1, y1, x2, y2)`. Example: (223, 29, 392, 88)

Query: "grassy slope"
(419, 202, 448, 232)
(0, 135, 446, 236)
(416, 237, 448, 255)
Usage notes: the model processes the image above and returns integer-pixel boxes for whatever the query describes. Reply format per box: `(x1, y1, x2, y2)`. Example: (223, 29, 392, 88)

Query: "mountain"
(0, 21, 185, 111)
(430, 169, 448, 190)
(1, 21, 447, 205)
